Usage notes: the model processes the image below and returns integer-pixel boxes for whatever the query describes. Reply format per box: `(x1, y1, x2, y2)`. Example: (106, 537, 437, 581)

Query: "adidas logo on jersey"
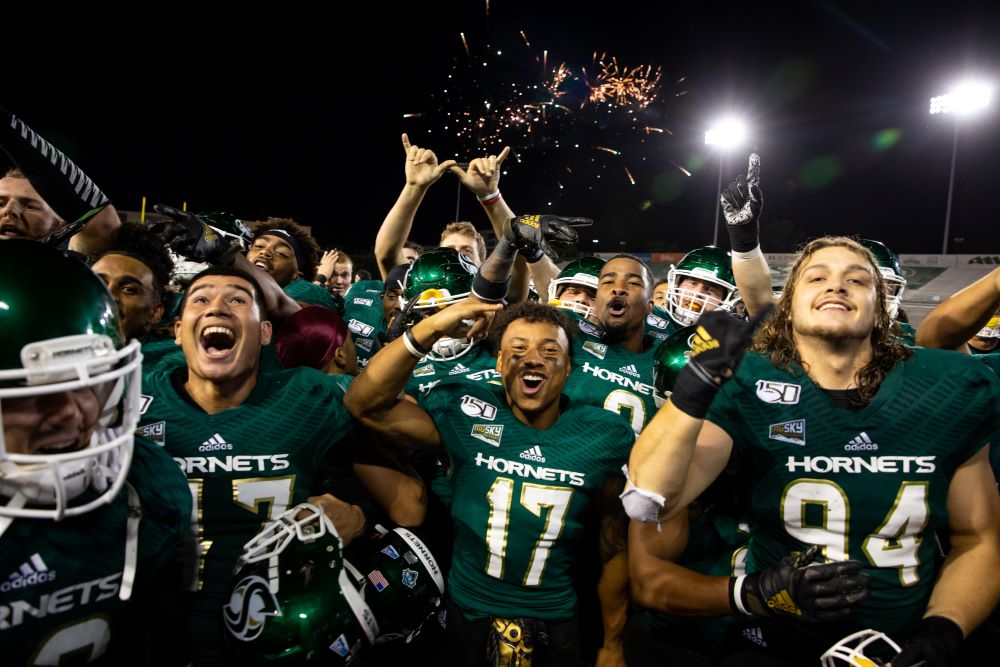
(845, 432, 878, 451)
(1, 554, 56, 592)
(519, 446, 546, 463)
(766, 590, 801, 616)
(449, 363, 471, 376)
(741, 626, 767, 647)
(619, 364, 640, 379)
(200, 433, 233, 452)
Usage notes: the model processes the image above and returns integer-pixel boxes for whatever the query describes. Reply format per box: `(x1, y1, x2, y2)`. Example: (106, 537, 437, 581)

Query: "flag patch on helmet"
(367, 570, 389, 592)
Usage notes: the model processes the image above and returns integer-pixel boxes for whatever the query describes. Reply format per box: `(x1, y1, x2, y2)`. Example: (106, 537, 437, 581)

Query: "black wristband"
(726, 221, 760, 253)
(404, 329, 431, 356)
(315, 273, 328, 284)
(472, 272, 511, 303)
(668, 362, 721, 419)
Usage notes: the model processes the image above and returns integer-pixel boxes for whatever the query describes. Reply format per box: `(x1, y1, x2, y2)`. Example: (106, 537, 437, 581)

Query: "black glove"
(890, 616, 963, 667)
(670, 305, 772, 419)
(150, 204, 239, 265)
(501, 214, 592, 263)
(735, 545, 870, 623)
(720, 153, 763, 253)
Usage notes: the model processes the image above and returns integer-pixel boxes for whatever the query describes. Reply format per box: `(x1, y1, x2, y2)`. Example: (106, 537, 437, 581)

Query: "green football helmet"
(547, 256, 603, 318)
(223, 503, 379, 665)
(666, 246, 739, 326)
(342, 527, 445, 644)
(402, 247, 479, 360)
(858, 239, 906, 320)
(0, 240, 143, 524)
(403, 247, 477, 310)
(652, 325, 697, 398)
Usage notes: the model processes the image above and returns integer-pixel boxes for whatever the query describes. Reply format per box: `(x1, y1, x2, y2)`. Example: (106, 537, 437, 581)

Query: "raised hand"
(502, 214, 593, 263)
(425, 297, 504, 341)
(449, 146, 511, 198)
(150, 204, 239, 265)
(317, 249, 340, 279)
(669, 305, 772, 419)
(402, 133, 457, 189)
(720, 153, 763, 252)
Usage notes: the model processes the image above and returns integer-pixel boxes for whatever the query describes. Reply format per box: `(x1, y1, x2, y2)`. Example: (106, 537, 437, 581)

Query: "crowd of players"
(2, 107, 1000, 667)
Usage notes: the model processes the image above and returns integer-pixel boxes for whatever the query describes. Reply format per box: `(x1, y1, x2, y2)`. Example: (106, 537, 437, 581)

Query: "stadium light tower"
(705, 118, 747, 246)
(929, 80, 992, 253)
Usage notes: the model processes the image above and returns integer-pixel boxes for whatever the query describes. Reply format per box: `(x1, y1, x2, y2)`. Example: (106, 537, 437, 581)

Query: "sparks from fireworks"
(585, 56, 662, 109)
(416, 29, 680, 189)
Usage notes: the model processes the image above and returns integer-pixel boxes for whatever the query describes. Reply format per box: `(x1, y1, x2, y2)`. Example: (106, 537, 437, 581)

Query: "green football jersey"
(644, 307, 682, 343)
(404, 343, 500, 399)
(344, 280, 386, 369)
(421, 380, 635, 620)
(284, 277, 337, 309)
(563, 314, 663, 434)
(138, 366, 354, 664)
(141, 334, 183, 371)
(706, 348, 1000, 651)
(0, 438, 190, 666)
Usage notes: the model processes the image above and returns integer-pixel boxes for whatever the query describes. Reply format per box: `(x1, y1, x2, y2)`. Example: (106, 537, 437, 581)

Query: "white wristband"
(401, 331, 426, 359)
(731, 245, 763, 262)
(477, 189, 501, 202)
(732, 575, 753, 616)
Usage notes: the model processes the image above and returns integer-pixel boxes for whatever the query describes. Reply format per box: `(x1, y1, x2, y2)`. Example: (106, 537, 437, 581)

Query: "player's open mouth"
(0, 223, 26, 238)
(35, 434, 85, 455)
(818, 300, 850, 312)
(607, 298, 628, 317)
(520, 373, 546, 396)
(200, 326, 237, 359)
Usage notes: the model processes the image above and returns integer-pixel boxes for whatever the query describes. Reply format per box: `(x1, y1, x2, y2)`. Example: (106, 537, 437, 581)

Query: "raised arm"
(374, 134, 456, 278)
(916, 267, 1000, 351)
(721, 153, 777, 317)
(626, 309, 768, 520)
(343, 297, 502, 448)
(0, 106, 119, 258)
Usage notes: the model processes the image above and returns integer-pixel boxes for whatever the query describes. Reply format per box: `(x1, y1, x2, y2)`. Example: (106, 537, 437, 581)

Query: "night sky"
(4, 1, 999, 255)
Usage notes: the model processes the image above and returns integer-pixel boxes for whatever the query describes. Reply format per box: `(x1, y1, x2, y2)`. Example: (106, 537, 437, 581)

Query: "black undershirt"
(821, 387, 866, 412)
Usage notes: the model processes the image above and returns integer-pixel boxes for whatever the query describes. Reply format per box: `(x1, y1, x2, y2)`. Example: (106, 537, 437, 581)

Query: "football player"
(0, 241, 191, 665)
(627, 237, 1000, 665)
(345, 300, 635, 666)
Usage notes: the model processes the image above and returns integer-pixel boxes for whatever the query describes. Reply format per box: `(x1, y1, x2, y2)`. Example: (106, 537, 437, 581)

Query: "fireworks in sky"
(403, 26, 686, 198)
